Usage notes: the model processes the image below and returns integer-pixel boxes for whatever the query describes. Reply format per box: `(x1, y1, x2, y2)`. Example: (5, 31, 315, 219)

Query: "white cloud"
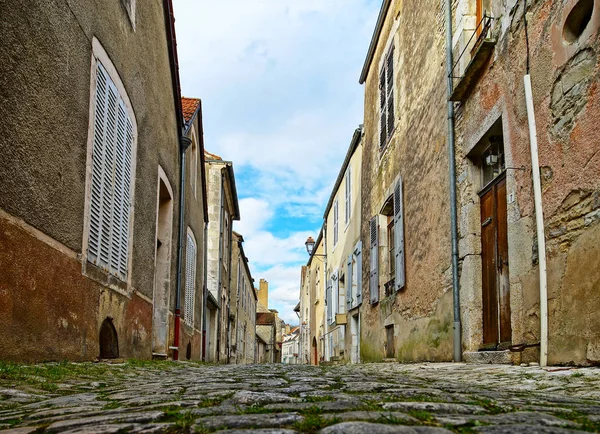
(173, 0, 379, 326)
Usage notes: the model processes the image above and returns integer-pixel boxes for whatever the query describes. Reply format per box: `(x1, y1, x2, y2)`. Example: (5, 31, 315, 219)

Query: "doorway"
(99, 318, 119, 359)
(350, 314, 360, 364)
(385, 324, 395, 359)
(312, 337, 318, 365)
(152, 175, 173, 355)
(479, 173, 511, 348)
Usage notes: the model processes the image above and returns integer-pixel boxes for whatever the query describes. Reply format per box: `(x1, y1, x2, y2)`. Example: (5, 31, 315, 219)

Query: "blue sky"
(173, 0, 380, 324)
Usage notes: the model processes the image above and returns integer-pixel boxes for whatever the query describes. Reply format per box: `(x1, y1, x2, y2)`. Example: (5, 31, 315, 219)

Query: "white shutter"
(345, 168, 351, 224)
(369, 217, 379, 304)
(185, 233, 196, 327)
(87, 62, 133, 281)
(333, 201, 338, 246)
(394, 178, 405, 291)
(326, 279, 332, 324)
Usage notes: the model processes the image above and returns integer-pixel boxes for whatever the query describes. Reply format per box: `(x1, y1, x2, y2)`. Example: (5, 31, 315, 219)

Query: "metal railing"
(449, 13, 495, 80)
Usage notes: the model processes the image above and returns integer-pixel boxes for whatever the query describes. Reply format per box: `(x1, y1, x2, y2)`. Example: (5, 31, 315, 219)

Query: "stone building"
(180, 97, 209, 361)
(0, 0, 197, 361)
(449, 0, 600, 365)
(229, 231, 258, 364)
(358, 0, 454, 362)
(282, 327, 300, 364)
(204, 151, 240, 362)
(321, 127, 364, 364)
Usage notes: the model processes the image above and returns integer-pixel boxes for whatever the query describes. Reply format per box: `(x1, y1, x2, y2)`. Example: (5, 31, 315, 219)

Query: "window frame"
(379, 45, 395, 151)
(184, 229, 197, 328)
(82, 37, 138, 287)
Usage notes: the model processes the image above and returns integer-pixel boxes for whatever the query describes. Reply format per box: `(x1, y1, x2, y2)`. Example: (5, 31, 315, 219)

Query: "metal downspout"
(216, 172, 225, 361)
(445, 0, 462, 362)
(174, 136, 192, 360)
(323, 223, 328, 362)
(202, 221, 208, 361)
(226, 211, 234, 364)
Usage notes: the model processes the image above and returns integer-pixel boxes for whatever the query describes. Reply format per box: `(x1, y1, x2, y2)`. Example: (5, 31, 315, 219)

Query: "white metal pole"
(524, 74, 548, 367)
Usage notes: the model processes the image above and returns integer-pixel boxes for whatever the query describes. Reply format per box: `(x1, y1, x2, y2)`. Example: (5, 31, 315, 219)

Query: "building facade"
(204, 152, 240, 362)
(0, 0, 194, 361)
(450, 0, 600, 364)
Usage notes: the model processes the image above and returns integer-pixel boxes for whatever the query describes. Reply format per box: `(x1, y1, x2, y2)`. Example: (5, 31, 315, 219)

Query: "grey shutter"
(356, 241, 363, 305)
(185, 234, 196, 327)
(369, 217, 379, 304)
(326, 279, 332, 324)
(394, 178, 405, 291)
(334, 271, 342, 315)
(346, 254, 353, 310)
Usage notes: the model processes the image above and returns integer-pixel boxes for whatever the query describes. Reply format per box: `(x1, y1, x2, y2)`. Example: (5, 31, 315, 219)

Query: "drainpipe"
(226, 211, 234, 364)
(174, 135, 192, 360)
(445, 0, 462, 362)
(202, 221, 208, 361)
(323, 223, 329, 362)
(216, 172, 225, 361)
(524, 75, 548, 367)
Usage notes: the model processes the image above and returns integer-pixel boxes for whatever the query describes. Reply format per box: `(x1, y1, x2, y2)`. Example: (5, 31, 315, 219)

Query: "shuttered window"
(326, 279, 333, 324)
(394, 178, 405, 291)
(355, 241, 363, 305)
(88, 62, 134, 281)
(184, 232, 197, 327)
(333, 200, 339, 247)
(346, 254, 353, 311)
(345, 168, 351, 224)
(379, 46, 395, 150)
(369, 217, 379, 304)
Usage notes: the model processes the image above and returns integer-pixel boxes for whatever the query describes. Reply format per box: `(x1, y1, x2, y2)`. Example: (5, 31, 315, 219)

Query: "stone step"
(463, 350, 514, 364)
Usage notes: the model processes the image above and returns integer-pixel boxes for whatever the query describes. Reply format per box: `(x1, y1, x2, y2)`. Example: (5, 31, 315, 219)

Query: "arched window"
(184, 229, 197, 327)
(85, 38, 137, 282)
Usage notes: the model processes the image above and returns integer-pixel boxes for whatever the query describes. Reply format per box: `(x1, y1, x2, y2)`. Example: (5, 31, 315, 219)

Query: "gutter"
(163, 0, 186, 360)
(445, 0, 462, 362)
(359, 0, 392, 84)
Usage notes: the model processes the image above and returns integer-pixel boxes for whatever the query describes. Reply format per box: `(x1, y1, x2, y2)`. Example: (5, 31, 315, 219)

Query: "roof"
(323, 126, 363, 219)
(294, 302, 300, 312)
(204, 150, 222, 160)
(359, 0, 392, 84)
(256, 312, 276, 325)
(181, 97, 201, 125)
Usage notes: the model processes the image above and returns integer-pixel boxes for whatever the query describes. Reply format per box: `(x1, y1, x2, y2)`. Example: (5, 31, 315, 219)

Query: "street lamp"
(305, 236, 326, 257)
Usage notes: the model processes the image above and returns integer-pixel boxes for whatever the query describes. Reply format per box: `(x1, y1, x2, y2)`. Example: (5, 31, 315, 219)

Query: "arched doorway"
(99, 318, 119, 359)
(312, 337, 318, 365)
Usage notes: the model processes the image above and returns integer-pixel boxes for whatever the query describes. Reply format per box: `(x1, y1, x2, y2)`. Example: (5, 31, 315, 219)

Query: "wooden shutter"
(345, 168, 351, 224)
(356, 241, 363, 305)
(379, 70, 386, 148)
(369, 217, 379, 304)
(334, 271, 342, 315)
(346, 254, 353, 310)
(394, 178, 405, 291)
(386, 47, 395, 139)
(333, 201, 338, 246)
(185, 233, 196, 327)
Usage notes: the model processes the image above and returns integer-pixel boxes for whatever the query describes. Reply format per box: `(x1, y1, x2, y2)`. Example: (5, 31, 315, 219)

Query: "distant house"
(256, 312, 277, 363)
(204, 151, 240, 362)
(282, 327, 300, 364)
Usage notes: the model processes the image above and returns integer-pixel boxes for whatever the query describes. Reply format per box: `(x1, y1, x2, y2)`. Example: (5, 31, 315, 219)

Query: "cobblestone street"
(1, 362, 600, 433)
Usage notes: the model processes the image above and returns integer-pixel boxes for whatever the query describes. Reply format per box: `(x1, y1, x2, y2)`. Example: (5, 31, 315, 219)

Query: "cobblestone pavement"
(1, 362, 600, 433)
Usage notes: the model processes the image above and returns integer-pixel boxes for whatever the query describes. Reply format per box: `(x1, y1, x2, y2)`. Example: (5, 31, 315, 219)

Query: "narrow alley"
(1, 362, 599, 433)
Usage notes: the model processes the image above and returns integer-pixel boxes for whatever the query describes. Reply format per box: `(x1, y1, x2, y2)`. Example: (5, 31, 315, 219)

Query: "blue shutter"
(356, 241, 363, 306)
(369, 217, 379, 304)
(346, 254, 353, 310)
(326, 279, 332, 324)
(394, 178, 405, 291)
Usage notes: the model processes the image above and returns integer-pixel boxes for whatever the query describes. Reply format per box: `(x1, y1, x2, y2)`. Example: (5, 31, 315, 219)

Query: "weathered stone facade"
(0, 0, 186, 361)
(358, 0, 454, 363)
(452, 0, 600, 365)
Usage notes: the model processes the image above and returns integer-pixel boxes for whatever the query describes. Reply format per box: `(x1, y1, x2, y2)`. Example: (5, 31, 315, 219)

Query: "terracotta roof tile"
(256, 312, 275, 325)
(181, 97, 201, 124)
(204, 150, 222, 160)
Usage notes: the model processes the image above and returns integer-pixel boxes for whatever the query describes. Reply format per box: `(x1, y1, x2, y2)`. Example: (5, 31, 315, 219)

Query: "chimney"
(285, 324, 291, 335)
(258, 278, 269, 309)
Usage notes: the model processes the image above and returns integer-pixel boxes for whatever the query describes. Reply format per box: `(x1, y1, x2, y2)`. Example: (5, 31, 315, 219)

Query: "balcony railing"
(449, 13, 496, 101)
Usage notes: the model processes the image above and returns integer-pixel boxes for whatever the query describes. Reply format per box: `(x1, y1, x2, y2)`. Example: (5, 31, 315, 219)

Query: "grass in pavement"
(294, 406, 340, 434)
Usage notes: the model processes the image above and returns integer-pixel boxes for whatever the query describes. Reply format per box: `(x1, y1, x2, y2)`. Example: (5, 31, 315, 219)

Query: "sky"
(173, 0, 380, 324)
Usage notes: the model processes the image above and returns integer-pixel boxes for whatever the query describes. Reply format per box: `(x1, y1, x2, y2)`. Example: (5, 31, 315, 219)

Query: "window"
(189, 135, 197, 198)
(184, 231, 197, 327)
(379, 46, 395, 149)
(237, 258, 241, 297)
(345, 167, 351, 225)
(369, 216, 379, 304)
(333, 200, 339, 247)
(347, 241, 363, 310)
(87, 61, 135, 281)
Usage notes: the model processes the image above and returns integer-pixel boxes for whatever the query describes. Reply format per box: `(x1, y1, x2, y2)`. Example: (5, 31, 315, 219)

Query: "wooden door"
(479, 174, 511, 347)
(385, 325, 395, 358)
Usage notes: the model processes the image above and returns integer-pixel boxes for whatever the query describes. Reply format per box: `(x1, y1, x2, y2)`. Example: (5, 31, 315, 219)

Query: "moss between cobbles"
(303, 395, 334, 403)
(294, 406, 340, 433)
(466, 398, 508, 414)
(553, 410, 600, 432)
